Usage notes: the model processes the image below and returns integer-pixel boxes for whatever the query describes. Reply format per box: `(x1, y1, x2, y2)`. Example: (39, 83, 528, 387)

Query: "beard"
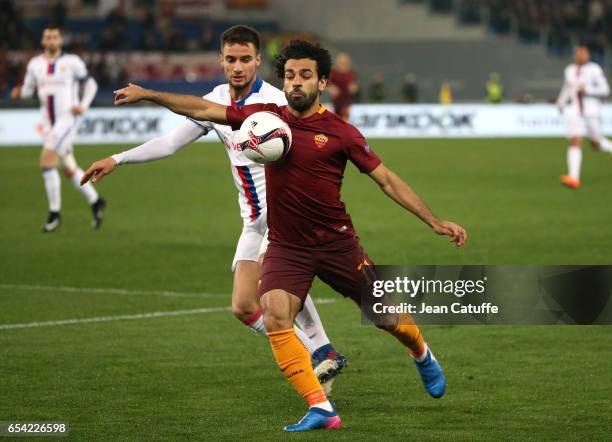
(285, 88, 318, 112)
(229, 78, 250, 92)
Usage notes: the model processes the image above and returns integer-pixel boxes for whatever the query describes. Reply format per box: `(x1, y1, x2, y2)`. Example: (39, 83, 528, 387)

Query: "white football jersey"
(189, 77, 287, 223)
(557, 62, 610, 117)
(21, 53, 90, 126)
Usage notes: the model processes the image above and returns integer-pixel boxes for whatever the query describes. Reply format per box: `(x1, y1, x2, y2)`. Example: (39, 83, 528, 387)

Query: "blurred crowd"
(406, 0, 612, 58)
(0, 1, 223, 52)
(0, 0, 271, 100)
(442, 0, 612, 58)
(485, 0, 612, 58)
(2, 0, 611, 103)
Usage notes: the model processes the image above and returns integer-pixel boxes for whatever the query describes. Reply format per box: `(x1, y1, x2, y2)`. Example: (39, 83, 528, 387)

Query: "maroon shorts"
(259, 236, 376, 304)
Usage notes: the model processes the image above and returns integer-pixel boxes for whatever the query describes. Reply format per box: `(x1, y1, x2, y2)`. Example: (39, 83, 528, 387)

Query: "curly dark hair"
(275, 40, 332, 80)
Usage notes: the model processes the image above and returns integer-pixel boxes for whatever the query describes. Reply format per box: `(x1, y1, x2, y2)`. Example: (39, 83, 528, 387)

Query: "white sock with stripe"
(42, 168, 61, 212)
(242, 309, 316, 354)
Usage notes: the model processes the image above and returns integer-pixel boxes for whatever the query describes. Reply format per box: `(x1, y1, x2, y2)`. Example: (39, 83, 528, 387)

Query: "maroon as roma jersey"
(227, 103, 381, 246)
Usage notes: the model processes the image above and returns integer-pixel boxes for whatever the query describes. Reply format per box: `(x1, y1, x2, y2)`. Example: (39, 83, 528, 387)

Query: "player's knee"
(63, 167, 76, 178)
(231, 298, 259, 322)
(262, 310, 292, 332)
(39, 149, 59, 168)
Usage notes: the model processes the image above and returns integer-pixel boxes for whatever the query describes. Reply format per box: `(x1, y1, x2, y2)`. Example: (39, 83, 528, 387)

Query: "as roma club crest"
(314, 133, 328, 149)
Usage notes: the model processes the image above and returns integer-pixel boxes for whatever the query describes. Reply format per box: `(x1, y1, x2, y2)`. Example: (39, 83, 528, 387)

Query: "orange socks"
(388, 314, 426, 358)
(267, 328, 328, 407)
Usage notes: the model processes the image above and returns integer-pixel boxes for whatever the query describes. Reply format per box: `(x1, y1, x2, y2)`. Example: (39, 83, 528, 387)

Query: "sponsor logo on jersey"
(314, 133, 328, 148)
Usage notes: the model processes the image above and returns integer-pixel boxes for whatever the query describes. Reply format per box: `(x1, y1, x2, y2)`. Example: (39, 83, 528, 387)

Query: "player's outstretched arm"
(114, 83, 228, 123)
(368, 164, 467, 247)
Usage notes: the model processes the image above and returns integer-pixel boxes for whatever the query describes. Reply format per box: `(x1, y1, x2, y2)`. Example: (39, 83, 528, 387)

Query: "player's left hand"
(432, 220, 467, 247)
(71, 105, 85, 115)
(114, 83, 148, 105)
(81, 157, 118, 184)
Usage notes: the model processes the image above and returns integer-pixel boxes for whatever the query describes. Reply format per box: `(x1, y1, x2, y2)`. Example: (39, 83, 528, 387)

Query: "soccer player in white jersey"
(81, 26, 346, 390)
(556, 43, 612, 189)
(10, 24, 106, 231)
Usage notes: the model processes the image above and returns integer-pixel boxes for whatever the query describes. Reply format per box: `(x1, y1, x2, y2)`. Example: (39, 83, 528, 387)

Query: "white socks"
(42, 168, 61, 212)
(311, 400, 333, 412)
(69, 167, 99, 204)
(598, 137, 612, 153)
(244, 310, 267, 335)
(42, 165, 100, 213)
(567, 146, 582, 181)
(243, 309, 316, 354)
(295, 295, 331, 351)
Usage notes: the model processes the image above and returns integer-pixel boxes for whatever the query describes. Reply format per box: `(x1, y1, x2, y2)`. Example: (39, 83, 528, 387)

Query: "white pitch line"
(0, 283, 224, 299)
(0, 307, 232, 330)
(0, 299, 337, 331)
(0, 283, 339, 304)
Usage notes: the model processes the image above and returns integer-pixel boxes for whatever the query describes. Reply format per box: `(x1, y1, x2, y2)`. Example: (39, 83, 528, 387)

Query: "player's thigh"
(43, 116, 77, 156)
(259, 242, 315, 306)
(565, 115, 586, 140)
(315, 237, 377, 306)
(231, 218, 266, 272)
(585, 117, 602, 142)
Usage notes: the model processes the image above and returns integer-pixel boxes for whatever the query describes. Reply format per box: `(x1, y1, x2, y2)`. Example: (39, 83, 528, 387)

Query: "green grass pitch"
(0, 139, 611, 440)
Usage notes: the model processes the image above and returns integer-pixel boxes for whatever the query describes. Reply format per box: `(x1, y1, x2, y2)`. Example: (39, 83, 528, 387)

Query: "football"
(237, 111, 292, 163)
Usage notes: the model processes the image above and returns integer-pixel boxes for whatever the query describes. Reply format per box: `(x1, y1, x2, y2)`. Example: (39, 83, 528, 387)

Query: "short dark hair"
(220, 25, 260, 52)
(576, 43, 591, 52)
(275, 40, 332, 80)
(44, 24, 62, 33)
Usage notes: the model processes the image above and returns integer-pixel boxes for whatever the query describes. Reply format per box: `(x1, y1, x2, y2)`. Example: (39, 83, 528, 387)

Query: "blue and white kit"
(21, 53, 97, 156)
(112, 77, 287, 270)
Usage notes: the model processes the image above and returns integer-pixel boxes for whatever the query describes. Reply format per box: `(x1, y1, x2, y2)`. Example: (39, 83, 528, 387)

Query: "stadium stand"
(1, 0, 610, 104)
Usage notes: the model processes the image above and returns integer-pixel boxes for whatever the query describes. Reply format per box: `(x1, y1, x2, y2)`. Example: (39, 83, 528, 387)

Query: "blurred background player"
(80, 25, 346, 391)
(557, 43, 612, 189)
(486, 72, 504, 103)
(10, 24, 105, 232)
(328, 52, 358, 120)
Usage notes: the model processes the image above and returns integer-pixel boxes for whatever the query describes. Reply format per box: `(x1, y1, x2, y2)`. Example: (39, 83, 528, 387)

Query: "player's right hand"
(10, 85, 21, 99)
(81, 157, 117, 185)
(114, 83, 148, 105)
(432, 220, 467, 247)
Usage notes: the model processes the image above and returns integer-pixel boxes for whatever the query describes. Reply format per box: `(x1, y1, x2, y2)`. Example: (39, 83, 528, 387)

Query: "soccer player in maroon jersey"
(87, 40, 467, 433)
